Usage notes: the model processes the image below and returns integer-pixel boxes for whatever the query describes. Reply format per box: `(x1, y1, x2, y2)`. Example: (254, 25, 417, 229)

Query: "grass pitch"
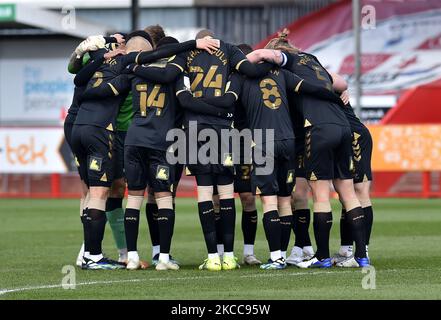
(0, 198, 441, 300)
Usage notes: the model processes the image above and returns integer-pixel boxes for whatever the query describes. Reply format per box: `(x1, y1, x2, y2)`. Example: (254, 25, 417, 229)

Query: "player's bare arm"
(246, 49, 284, 65)
(329, 72, 348, 93)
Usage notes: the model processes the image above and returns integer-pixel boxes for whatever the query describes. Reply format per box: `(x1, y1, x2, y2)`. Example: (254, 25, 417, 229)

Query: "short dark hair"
(144, 24, 166, 48)
(126, 30, 153, 47)
(237, 43, 253, 55)
(195, 29, 215, 40)
(157, 36, 179, 48)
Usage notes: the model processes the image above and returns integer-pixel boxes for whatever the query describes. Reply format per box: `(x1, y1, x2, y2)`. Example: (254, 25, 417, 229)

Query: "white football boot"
(303, 246, 315, 260)
(156, 260, 180, 271)
(76, 243, 85, 267)
(286, 246, 304, 265)
(243, 254, 262, 265)
(296, 256, 318, 269)
(126, 251, 141, 270)
(331, 246, 353, 265)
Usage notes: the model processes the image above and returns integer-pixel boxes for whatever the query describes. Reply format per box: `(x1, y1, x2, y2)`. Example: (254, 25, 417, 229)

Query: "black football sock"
(340, 209, 353, 246)
(215, 211, 223, 245)
(198, 201, 217, 254)
(81, 209, 90, 252)
(157, 208, 175, 254)
(146, 203, 160, 247)
(280, 215, 293, 253)
(87, 208, 107, 256)
(363, 206, 373, 246)
(242, 210, 258, 245)
(295, 209, 312, 247)
(262, 211, 282, 253)
(346, 207, 367, 258)
(292, 209, 300, 246)
(313, 212, 333, 260)
(219, 198, 236, 253)
(124, 208, 140, 252)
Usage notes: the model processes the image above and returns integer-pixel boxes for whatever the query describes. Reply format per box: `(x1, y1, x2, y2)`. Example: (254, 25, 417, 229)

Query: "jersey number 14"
(136, 84, 165, 117)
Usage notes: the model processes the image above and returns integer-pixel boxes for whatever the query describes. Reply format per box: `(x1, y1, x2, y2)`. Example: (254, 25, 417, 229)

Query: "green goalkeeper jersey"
(117, 94, 133, 132)
(68, 52, 133, 132)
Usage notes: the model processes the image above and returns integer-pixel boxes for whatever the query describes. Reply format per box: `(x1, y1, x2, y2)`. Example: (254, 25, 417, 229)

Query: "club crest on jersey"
(89, 157, 102, 172)
(223, 153, 234, 167)
(156, 165, 170, 181)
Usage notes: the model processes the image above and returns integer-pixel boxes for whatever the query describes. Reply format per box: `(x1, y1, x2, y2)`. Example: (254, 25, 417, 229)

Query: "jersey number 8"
(260, 78, 281, 109)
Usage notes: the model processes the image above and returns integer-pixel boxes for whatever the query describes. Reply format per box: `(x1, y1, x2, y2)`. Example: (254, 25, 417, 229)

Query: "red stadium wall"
(372, 80, 441, 198)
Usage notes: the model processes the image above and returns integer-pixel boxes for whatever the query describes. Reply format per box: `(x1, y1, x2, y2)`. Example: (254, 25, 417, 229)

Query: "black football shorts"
(233, 138, 253, 193)
(351, 125, 373, 183)
(124, 145, 174, 193)
(112, 130, 126, 181)
(234, 164, 252, 193)
(251, 139, 296, 197)
(63, 114, 76, 149)
(304, 124, 353, 181)
(71, 124, 115, 187)
(184, 124, 234, 178)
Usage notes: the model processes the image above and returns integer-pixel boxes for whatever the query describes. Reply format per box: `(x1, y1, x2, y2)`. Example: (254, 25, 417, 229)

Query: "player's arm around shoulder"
(283, 69, 344, 106)
(132, 54, 186, 84)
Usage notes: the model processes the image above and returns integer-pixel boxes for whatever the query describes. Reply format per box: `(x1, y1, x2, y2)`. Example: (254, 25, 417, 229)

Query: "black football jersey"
(342, 103, 366, 133)
(65, 86, 85, 123)
(230, 68, 302, 141)
(286, 52, 349, 128)
(74, 54, 132, 131)
(183, 40, 247, 126)
(287, 91, 305, 139)
(109, 58, 183, 151)
(234, 99, 248, 131)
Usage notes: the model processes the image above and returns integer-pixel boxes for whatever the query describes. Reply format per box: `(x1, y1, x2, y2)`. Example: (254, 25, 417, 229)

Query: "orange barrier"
(369, 124, 441, 171)
(369, 124, 441, 198)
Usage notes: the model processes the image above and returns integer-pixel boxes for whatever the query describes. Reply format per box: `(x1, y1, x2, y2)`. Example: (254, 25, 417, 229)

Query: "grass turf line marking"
(0, 268, 411, 296)
(1, 267, 438, 296)
(0, 270, 354, 296)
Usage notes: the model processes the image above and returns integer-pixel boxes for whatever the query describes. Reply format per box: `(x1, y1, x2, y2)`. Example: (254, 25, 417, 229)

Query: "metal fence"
(73, 1, 335, 44)
(197, 1, 334, 45)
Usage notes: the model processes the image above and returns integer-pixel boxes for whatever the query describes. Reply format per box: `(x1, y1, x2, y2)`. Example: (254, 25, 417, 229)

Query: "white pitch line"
(0, 270, 354, 296)
(0, 267, 436, 296)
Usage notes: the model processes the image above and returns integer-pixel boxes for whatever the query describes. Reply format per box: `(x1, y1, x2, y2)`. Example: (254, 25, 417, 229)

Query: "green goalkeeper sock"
(106, 198, 127, 250)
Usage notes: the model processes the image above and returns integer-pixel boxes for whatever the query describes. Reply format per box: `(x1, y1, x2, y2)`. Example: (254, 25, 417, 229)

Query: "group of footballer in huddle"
(65, 24, 374, 271)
